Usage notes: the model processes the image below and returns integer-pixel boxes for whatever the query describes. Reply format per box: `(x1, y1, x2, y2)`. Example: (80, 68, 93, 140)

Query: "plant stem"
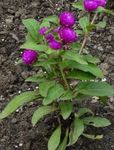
(79, 13, 98, 54)
(59, 65, 70, 90)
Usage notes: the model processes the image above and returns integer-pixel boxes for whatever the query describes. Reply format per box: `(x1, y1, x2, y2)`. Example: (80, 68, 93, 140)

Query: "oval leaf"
(43, 84, 65, 105)
(57, 129, 68, 150)
(48, 126, 61, 150)
(76, 82, 114, 97)
(39, 81, 55, 97)
(20, 42, 49, 52)
(63, 51, 88, 65)
(68, 118, 84, 145)
(22, 19, 40, 42)
(83, 117, 111, 127)
(0, 91, 38, 119)
(32, 106, 55, 126)
(60, 101, 73, 120)
(77, 108, 93, 117)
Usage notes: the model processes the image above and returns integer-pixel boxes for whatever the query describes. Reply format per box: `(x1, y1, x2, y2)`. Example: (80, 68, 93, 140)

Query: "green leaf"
(44, 15, 59, 24)
(40, 21, 50, 28)
(60, 101, 73, 120)
(68, 118, 84, 145)
(64, 60, 104, 78)
(77, 108, 93, 117)
(67, 70, 95, 81)
(76, 82, 114, 97)
(63, 51, 88, 65)
(20, 42, 49, 52)
(72, 2, 84, 10)
(22, 19, 40, 42)
(26, 33, 35, 42)
(71, 42, 81, 52)
(48, 126, 61, 150)
(0, 91, 38, 119)
(60, 90, 73, 100)
(97, 21, 107, 28)
(96, 7, 114, 15)
(39, 81, 55, 97)
(83, 54, 100, 64)
(43, 84, 65, 105)
(25, 75, 46, 83)
(57, 129, 69, 150)
(83, 133, 103, 140)
(83, 117, 111, 127)
(32, 106, 55, 126)
(79, 16, 90, 33)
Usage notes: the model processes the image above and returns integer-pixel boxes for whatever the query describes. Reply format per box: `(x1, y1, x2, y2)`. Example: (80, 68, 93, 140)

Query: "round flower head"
(59, 27, 78, 43)
(59, 11, 76, 27)
(49, 40, 62, 50)
(22, 49, 38, 65)
(84, 0, 98, 12)
(45, 33, 54, 42)
(39, 27, 48, 35)
(94, 0, 106, 7)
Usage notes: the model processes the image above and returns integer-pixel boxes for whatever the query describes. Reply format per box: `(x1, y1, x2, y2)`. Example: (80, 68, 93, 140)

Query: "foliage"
(0, 1, 114, 150)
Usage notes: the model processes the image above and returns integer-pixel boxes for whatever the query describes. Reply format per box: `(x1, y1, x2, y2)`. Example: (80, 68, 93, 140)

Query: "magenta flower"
(45, 33, 54, 42)
(49, 40, 62, 50)
(94, 0, 106, 7)
(84, 0, 98, 12)
(39, 27, 48, 35)
(59, 27, 78, 43)
(59, 11, 76, 27)
(22, 49, 38, 65)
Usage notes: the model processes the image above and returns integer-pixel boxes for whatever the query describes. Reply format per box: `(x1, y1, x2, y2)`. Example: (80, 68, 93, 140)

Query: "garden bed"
(0, 0, 114, 149)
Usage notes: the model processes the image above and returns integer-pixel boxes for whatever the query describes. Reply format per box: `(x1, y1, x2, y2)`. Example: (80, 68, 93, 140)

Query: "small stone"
(7, 8, 15, 14)
(107, 35, 112, 42)
(97, 46, 104, 51)
(110, 27, 114, 35)
(109, 57, 114, 65)
(19, 143, 23, 147)
(11, 118, 17, 123)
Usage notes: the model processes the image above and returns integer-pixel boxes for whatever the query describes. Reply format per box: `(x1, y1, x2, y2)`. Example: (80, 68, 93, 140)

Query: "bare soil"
(0, 0, 114, 150)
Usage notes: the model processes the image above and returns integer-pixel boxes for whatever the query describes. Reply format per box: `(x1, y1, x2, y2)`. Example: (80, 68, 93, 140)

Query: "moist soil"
(0, 0, 114, 150)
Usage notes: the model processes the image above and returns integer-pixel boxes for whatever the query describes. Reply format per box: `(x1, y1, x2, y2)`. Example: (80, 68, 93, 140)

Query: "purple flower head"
(59, 27, 78, 43)
(22, 49, 38, 65)
(59, 11, 76, 27)
(45, 33, 54, 42)
(84, 0, 98, 12)
(49, 40, 62, 50)
(94, 0, 106, 7)
(39, 27, 49, 35)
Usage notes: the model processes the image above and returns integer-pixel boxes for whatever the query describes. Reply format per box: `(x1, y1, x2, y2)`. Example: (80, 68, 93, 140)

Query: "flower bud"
(45, 33, 54, 42)
(59, 11, 76, 27)
(84, 0, 98, 12)
(22, 49, 38, 65)
(49, 40, 62, 50)
(39, 27, 48, 35)
(59, 27, 78, 43)
(94, 0, 106, 7)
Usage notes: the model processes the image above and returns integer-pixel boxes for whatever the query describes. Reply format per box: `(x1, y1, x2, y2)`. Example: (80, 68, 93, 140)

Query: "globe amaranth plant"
(0, 0, 114, 149)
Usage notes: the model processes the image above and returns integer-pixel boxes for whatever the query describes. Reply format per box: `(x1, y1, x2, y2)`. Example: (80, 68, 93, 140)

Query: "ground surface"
(0, 0, 114, 150)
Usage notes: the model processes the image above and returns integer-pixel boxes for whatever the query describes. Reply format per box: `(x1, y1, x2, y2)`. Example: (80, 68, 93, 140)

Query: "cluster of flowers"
(39, 11, 78, 51)
(22, 0, 107, 65)
(84, 0, 106, 12)
(22, 11, 78, 65)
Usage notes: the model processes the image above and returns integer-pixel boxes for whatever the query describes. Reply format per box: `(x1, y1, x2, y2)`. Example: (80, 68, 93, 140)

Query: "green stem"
(59, 64, 70, 90)
(79, 13, 98, 54)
